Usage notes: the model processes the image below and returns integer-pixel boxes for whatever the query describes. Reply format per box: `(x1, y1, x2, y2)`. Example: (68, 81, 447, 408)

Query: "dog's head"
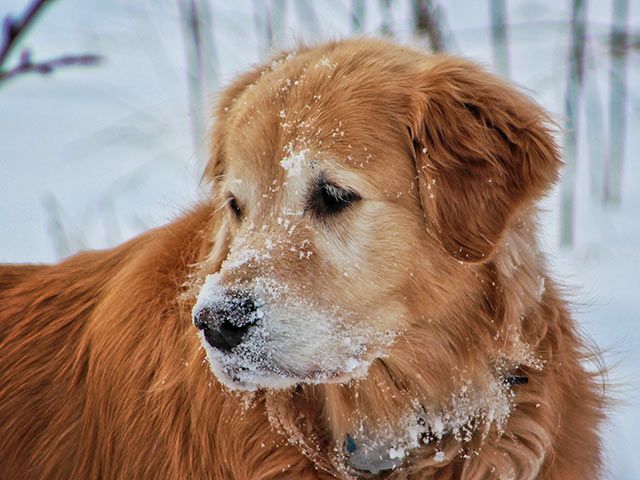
(191, 39, 560, 393)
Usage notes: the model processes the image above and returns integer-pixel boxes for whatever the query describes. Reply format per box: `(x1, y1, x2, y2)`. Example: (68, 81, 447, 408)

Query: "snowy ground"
(1, 0, 638, 477)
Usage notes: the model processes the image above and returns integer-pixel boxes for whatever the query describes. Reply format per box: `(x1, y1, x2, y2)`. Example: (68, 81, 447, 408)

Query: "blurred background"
(0, 0, 638, 477)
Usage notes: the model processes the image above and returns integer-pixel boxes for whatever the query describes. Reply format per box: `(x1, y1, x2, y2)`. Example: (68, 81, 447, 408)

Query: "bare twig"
(0, 49, 100, 83)
(489, 0, 509, 76)
(605, 0, 629, 205)
(269, 0, 287, 49)
(583, 51, 607, 198)
(178, 0, 218, 164)
(379, 0, 393, 37)
(0, 0, 51, 65)
(253, 0, 269, 58)
(42, 193, 86, 259)
(412, 0, 445, 52)
(253, 0, 286, 57)
(0, 0, 101, 85)
(293, 1, 320, 43)
(559, 0, 587, 248)
(351, 0, 366, 34)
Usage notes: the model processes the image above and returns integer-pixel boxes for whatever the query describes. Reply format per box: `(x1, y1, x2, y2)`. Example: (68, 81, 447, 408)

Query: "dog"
(0, 38, 604, 479)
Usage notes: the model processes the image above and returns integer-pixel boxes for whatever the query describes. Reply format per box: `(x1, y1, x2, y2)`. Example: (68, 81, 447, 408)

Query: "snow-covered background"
(0, 0, 638, 477)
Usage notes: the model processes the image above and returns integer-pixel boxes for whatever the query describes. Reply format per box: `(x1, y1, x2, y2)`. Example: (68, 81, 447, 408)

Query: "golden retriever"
(0, 38, 604, 479)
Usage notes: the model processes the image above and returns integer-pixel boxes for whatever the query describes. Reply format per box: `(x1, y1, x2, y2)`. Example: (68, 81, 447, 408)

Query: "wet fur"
(0, 39, 604, 479)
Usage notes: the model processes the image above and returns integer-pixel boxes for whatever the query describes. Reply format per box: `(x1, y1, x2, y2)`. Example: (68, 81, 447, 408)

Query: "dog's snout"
(194, 292, 260, 352)
(193, 306, 213, 330)
(203, 319, 251, 352)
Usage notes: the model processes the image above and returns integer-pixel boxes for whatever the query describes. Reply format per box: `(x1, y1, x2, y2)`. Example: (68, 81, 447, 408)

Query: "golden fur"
(0, 39, 604, 479)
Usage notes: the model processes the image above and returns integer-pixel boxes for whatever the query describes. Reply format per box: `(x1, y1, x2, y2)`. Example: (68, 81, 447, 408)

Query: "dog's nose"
(193, 292, 259, 352)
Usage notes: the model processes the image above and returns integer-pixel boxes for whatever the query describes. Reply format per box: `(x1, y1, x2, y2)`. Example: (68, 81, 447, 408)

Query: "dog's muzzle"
(193, 291, 260, 352)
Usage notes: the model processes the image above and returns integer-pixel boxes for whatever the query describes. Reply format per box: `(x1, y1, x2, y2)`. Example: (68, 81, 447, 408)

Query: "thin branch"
(253, 0, 267, 58)
(0, 0, 52, 66)
(269, 0, 287, 49)
(379, 0, 393, 37)
(178, 0, 218, 164)
(0, 49, 100, 83)
(42, 193, 86, 259)
(413, 0, 445, 52)
(559, 0, 587, 248)
(583, 50, 607, 199)
(604, 0, 629, 205)
(293, 1, 320, 43)
(489, 0, 509, 76)
(0, 0, 101, 85)
(351, 0, 366, 34)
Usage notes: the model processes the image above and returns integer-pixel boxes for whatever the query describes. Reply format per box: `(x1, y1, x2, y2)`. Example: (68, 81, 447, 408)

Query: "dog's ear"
(408, 59, 561, 262)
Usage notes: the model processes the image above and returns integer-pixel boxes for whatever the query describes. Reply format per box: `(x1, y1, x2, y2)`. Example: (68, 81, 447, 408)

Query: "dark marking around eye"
(307, 178, 361, 217)
(227, 194, 243, 220)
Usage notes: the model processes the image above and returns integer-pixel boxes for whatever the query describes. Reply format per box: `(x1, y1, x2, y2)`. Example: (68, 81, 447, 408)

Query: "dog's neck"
(264, 337, 537, 478)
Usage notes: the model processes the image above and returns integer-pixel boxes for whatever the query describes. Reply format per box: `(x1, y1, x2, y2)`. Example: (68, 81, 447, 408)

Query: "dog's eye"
(227, 194, 243, 220)
(308, 180, 361, 217)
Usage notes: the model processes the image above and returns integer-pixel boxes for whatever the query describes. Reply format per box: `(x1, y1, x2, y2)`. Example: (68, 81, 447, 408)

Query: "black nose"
(193, 292, 259, 352)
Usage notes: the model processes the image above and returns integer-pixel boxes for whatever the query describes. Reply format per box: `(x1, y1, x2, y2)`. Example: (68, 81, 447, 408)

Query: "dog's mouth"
(209, 356, 302, 391)
(197, 332, 297, 390)
(198, 331, 372, 391)
(216, 357, 370, 391)
(227, 366, 299, 391)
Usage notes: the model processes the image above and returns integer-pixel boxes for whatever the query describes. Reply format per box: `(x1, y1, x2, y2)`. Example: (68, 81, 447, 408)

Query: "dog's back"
(0, 249, 128, 478)
(0, 209, 193, 478)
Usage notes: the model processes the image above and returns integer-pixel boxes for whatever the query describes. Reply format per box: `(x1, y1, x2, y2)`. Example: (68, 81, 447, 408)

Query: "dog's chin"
(200, 336, 370, 391)
(216, 367, 368, 392)
(217, 366, 300, 392)
(199, 342, 295, 391)
(208, 357, 367, 392)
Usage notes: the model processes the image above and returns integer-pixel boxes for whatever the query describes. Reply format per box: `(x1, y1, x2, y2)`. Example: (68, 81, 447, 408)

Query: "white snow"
(388, 447, 405, 460)
(279, 151, 304, 177)
(280, 145, 309, 178)
(192, 272, 226, 316)
(344, 357, 362, 372)
(315, 56, 336, 69)
(342, 374, 515, 474)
